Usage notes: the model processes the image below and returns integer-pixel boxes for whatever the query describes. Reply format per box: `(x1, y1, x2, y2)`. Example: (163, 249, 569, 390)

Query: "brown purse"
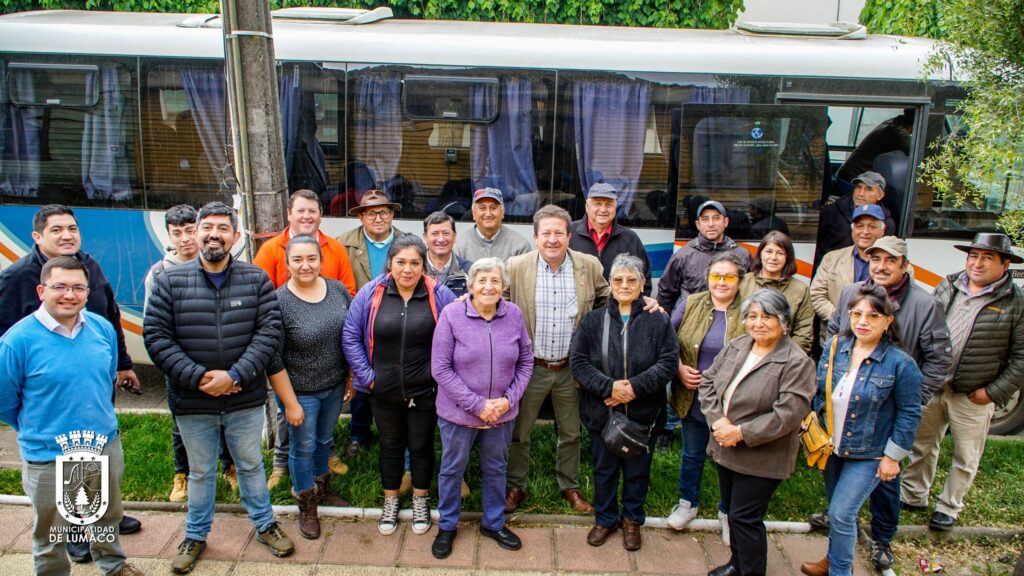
(801, 337, 837, 470)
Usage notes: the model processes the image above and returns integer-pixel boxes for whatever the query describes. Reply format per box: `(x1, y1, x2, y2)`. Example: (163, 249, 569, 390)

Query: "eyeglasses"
(43, 283, 89, 294)
(708, 273, 739, 284)
(746, 313, 778, 324)
(611, 276, 640, 286)
(848, 310, 887, 322)
(362, 209, 392, 220)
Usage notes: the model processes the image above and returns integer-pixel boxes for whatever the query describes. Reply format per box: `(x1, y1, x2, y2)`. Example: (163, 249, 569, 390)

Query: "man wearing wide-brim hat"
(902, 232, 1024, 532)
(336, 189, 406, 459)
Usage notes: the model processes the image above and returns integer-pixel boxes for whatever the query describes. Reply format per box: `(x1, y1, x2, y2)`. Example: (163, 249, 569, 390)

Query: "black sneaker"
(480, 526, 522, 551)
(431, 528, 457, 559)
(171, 538, 206, 574)
(929, 511, 956, 531)
(119, 515, 142, 535)
(870, 539, 894, 570)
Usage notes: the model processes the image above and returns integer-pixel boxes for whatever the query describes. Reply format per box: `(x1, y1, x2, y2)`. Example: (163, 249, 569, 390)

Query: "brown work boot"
(222, 464, 238, 492)
(327, 454, 349, 476)
(622, 518, 642, 551)
(505, 487, 527, 513)
(314, 473, 350, 507)
(399, 470, 413, 495)
(293, 488, 320, 539)
(267, 466, 288, 490)
(800, 557, 830, 576)
(169, 473, 188, 502)
(561, 488, 594, 513)
(586, 524, 617, 546)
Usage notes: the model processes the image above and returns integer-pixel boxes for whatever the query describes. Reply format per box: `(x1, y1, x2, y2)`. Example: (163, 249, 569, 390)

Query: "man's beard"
(201, 246, 228, 263)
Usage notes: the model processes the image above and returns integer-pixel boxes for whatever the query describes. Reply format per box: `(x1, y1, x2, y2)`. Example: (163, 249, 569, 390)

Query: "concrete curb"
(2, 495, 1020, 541)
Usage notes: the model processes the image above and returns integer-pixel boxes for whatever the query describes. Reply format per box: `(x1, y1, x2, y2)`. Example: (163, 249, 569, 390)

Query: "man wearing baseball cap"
(823, 236, 952, 571)
(810, 203, 890, 336)
(814, 171, 896, 268)
(453, 188, 531, 264)
(902, 233, 1024, 532)
(568, 183, 652, 294)
(657, 199, 751, 312)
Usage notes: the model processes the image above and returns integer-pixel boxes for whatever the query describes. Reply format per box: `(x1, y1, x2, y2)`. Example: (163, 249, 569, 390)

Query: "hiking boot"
(255, 522, 295, 557)
(399, 470, 413, 495)
(800, 557, 830, 576)
(719, 510, 730, 547)
(460, 479, 471, 498)
(586, 524, 617, 547)
(622, 518, 642, 551)
(294, 488, 320, 539)
(171, 538, 206, 574)
(266, 466, 288, 491)
(379, 496, 400, 535)
(169, 473, 188, 502)
(870, 539, 894, 570)
(411, 494, 431, 535)
(223, 464, 238, 492)
(666, 499, 698, 531)
(111, 562, 146, 576)
(327, 453, 349, 476)
(314, 473, 349, 507)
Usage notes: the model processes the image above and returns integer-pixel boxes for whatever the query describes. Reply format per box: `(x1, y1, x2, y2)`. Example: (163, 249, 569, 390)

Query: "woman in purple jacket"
(429, 257, 533, 560)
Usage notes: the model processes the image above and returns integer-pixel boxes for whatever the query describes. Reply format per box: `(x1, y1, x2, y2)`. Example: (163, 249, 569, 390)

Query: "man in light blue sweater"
(0, 256, 142, 576)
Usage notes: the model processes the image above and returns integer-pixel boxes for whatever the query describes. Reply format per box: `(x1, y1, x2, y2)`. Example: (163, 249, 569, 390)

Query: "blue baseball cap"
(852, 203, 885, 222)
(472, 187, 503, 206)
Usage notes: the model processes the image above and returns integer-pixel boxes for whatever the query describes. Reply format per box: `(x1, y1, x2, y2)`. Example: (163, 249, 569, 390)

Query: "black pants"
(349, 391, 375, 444)
(371, 395, 437, 491)
(172, 417, 233, 474)
(718, 464, 781, 576)
(588, 426, 654, 529)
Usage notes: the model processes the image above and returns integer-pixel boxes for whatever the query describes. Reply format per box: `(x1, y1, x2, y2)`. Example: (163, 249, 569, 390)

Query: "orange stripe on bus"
(910, 264, 943, 288)
(122, 317, 143, 336)
(0, 240, 19, 262)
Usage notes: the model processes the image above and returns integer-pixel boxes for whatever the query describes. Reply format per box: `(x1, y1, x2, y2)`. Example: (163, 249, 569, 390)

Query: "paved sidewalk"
(0, 507, 872, 575)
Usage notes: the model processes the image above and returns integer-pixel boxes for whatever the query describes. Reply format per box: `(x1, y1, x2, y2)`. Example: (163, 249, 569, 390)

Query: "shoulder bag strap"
(825, 336, 838, 441)
(602, 312, 615, 418)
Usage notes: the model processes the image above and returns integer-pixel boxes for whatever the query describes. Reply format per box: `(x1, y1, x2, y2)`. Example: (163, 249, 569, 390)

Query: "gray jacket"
(453, 225, 532, 264)
(933, 273, 1024, 405)
(827, 279, 952, 404)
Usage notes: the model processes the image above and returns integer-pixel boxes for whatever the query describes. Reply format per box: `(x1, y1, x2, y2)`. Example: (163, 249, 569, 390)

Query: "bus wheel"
(990, 390, 1024, 436)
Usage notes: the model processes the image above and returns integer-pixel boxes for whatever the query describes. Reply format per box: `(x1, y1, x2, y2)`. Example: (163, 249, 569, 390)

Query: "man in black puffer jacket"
(144, 202, 294, 574)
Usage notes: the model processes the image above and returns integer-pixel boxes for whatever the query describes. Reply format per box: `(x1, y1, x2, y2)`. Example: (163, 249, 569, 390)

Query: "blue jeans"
(437, 418, 513, 531)
(679, 414, 710, 506)
(825, 457, 881, 576)
(348, 391, 374, 444)
(177, 406, 276, 541)
(289, 387, 345, 493)
(589, 426, 654, 528)
(869, 472, 901, 543)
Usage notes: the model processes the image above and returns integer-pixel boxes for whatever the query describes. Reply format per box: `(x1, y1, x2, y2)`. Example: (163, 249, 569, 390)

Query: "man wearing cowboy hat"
(901, 233, 1024, 531)
(336, 189, 406, 458)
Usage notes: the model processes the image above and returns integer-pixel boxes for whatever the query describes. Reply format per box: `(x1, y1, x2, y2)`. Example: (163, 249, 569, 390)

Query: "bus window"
(337, 66, 555, 222)
(141, 61, 233, 209)
(278, 63, 342, 205)
(675, 103, 828, 242)
(0, 57, 139, 207)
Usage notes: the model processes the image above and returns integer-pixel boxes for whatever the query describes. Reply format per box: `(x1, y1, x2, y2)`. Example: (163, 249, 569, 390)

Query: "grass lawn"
(1, 413, 1021, 528)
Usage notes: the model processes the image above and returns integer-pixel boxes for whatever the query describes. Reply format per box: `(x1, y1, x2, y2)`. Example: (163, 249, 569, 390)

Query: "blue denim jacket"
(813, 335, 923, 461)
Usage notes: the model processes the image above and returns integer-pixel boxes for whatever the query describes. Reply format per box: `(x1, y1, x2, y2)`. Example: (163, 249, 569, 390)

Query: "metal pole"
(220, 0, 288, 259)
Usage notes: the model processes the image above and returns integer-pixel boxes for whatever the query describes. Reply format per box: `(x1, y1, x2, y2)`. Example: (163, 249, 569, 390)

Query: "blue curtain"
(81, 65, 132, 200)
(181, 68, 229, 183)
(353, 70, 401, 189)
(470, 77, 537, 212)
(279, 65, 327, 196)
(0, 63, 42, 197)
(573, 79, 651, 216)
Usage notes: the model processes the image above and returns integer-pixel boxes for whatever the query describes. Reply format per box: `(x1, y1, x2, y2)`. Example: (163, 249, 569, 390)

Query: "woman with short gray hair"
(699, 288, 816, 576)
(467, 257, 510, 288)
(608, 253, 645, 284)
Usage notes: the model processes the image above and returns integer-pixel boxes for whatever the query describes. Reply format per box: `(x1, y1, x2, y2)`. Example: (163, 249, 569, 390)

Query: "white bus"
(1, 9, 1021, 432)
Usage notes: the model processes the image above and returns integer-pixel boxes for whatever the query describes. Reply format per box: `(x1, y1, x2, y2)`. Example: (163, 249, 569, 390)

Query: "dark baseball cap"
(696, 200, 727, 218)
(853, 171, 886, 191)
(587, 183, 618, 201)
(851, 203, 886, 222)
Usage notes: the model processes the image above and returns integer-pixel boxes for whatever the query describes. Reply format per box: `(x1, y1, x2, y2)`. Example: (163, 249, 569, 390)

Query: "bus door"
(670, 103, 828, 252)
(776, 94, 932, 239)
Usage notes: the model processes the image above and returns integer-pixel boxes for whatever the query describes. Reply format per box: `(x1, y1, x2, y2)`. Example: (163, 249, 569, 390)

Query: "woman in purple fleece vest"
(429, 256, 534, 559)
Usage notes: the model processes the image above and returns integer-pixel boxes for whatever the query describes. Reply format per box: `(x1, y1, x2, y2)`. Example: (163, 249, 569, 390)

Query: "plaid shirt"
(534, 253, 578, 361)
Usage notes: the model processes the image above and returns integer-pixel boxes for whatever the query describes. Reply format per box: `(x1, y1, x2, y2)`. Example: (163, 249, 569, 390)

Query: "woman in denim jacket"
(801, 284, 922, 576)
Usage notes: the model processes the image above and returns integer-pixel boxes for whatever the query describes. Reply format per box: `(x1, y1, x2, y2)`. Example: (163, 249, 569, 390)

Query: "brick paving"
(0, 506, 873, 575)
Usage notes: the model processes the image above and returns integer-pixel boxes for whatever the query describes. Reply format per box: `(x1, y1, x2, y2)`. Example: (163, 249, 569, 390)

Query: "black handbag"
(599, 313, 652, 460)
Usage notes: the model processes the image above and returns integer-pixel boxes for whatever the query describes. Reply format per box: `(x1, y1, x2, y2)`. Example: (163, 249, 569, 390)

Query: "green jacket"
(934, 272, 1024, 405)
(671, 291, 744, 417)
(739, 274, 814, 354)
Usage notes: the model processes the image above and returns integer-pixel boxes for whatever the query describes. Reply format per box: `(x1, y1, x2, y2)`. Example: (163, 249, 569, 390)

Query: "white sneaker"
(719, 510, 730, 547)
(411, 494, 431, 535)
(378, 496, 399, 535)
(666, 499, 699, 531)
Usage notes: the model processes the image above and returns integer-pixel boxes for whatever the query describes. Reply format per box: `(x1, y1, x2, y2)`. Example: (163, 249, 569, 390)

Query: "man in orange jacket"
(253, 188, 356, 488)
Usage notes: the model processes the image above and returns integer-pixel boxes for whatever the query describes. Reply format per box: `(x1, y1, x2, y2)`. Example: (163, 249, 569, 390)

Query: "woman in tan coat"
(700, 289, 816, 576)
(739, 232, 813, 353)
